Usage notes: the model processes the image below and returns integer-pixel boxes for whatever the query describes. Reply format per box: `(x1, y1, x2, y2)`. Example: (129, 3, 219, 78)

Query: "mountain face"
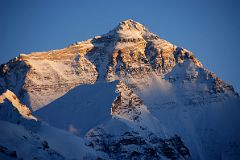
(0, 19, 240, 160)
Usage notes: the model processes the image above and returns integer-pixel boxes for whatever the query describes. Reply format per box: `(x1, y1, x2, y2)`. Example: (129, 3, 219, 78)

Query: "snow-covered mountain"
(0, 19, 240, 159)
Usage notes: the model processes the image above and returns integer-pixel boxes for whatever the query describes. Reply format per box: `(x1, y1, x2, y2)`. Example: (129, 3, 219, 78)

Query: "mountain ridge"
(0, 19, 240, 160)
(1, 19, 236, 110)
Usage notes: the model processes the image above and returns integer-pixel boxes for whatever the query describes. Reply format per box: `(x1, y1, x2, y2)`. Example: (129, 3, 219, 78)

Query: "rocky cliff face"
(111, 81, 146, 122)
(0, 19, 239, 160)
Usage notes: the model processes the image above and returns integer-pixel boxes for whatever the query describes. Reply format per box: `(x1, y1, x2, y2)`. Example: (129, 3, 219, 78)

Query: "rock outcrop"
(0, 90, 40, 130)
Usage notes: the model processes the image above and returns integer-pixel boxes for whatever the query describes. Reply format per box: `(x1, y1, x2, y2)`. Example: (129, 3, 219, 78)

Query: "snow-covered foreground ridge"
(0, 19, 240, 160)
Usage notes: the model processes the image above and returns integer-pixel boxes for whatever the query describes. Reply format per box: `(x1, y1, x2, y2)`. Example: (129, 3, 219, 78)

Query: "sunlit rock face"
(0, 19, 240, 160)
(0, 41, 98, 110)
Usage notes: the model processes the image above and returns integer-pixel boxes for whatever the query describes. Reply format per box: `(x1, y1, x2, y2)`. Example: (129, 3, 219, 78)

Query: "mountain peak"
(117, 19, 148, 31)
(120, 19, 137, 24)
(104, 19, 152, 40)
(116, 19, 149, 35)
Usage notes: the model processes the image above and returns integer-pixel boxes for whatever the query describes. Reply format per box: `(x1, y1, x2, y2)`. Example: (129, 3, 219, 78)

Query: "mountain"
(0, 19, 240, 160)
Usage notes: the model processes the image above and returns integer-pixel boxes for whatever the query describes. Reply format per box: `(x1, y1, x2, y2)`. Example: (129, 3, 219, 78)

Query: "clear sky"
(1, 0, 240, 92)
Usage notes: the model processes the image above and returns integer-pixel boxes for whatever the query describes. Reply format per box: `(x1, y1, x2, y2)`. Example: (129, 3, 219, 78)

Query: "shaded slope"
(0, 121, 65, 160)
(35, 81, 118, 136)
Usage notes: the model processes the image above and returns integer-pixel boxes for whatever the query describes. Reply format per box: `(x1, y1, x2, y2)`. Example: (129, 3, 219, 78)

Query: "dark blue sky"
(1, 0, 240, 92)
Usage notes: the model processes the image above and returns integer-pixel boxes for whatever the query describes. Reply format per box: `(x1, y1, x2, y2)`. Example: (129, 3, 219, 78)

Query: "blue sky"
(1, 0, 240, 92)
